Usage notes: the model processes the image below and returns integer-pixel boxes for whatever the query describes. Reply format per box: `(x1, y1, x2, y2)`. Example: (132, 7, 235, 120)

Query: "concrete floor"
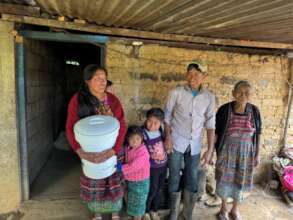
(4, 149, 293, 220)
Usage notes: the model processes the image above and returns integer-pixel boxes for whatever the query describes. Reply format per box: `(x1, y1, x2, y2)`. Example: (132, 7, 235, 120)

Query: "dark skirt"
(80, 171, 124, 213)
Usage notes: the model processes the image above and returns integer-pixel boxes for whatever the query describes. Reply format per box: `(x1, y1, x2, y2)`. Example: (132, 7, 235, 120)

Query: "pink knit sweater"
(122, 144, 150, 182)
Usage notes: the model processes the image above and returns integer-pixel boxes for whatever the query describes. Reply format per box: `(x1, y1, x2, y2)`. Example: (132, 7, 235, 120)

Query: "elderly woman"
(66, 64, 126, 220)
(215, 81, 262, 220)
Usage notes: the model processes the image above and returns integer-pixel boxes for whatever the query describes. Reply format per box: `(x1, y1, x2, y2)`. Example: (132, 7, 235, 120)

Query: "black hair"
(83, 64, 108, 80)
(187, 63, 204, 73)
(144, 107, 166, 140)
(146, 107, 164, 122)
(77, 64, 108, 119)
(107, 80, 113, 87)
(125, 125, 144, 146)
(233, 80, 251, 92)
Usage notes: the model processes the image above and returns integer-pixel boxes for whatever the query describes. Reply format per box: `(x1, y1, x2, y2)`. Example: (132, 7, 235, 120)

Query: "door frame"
(15, 30, 109, 201)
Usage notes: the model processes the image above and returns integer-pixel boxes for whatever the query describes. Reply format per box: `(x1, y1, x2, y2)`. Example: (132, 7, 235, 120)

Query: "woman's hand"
(76, 148, 96, 162)
(92, 149, 115, 163)
(76, 148, 115, 163)
(254, 154, 260, 167)
(164, 136, 173, 154)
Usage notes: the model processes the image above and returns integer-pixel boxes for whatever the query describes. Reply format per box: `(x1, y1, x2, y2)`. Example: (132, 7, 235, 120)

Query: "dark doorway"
(23, 39, 102, 199)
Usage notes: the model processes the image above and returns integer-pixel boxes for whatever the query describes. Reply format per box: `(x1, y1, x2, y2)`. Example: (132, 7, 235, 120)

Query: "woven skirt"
(127, 179, 150, 216)
(80, 171, 124, 213)
(216, 135, 255, 202)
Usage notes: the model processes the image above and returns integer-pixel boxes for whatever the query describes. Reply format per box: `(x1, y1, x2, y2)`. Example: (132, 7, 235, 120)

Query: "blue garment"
(116, 162, 122, 172)
(168, 149, 200, 193)
(191, 90, 198, 97)
(145, 130, 160, 139)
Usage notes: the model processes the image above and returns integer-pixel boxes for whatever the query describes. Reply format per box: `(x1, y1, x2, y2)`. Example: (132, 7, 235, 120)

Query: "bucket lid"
(74, 115, 119, 136)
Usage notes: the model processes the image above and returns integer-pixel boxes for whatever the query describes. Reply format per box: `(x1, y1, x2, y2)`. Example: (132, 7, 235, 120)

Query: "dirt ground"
(1, 149, 293, 220)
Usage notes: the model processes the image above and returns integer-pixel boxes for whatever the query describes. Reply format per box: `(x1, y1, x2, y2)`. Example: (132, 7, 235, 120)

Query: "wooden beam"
(2, 14, 293, 50)
(111, 37, 284, 56)
(18, 30, 109, 43)
(0, 3, 40, 17)
(57, 16, 69, 22)
(283, 58, 293, 149)
(74, 19, 86, 24)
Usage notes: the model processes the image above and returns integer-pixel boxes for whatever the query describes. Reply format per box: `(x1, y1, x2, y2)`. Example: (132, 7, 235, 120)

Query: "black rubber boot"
(182, 190, 197, 220)
(169, 191, 182, 220)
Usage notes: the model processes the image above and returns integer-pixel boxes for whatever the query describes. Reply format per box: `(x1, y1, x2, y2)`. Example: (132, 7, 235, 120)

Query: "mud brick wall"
(0, 21, 21, 213)
(24, 39, 64, 184)
(106, 40, 290, 181)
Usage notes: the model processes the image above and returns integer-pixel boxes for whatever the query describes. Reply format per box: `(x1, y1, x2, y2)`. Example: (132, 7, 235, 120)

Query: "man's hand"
(202, 129, 215, 167)
(201, 149, 214, 166)
(164, 136, 173, 154)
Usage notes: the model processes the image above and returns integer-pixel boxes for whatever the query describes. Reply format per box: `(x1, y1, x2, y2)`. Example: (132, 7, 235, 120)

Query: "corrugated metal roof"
(3, 0, 293, 44)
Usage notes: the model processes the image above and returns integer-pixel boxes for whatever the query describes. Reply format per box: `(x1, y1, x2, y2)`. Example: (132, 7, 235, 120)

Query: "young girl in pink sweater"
(119, 125, 150, 220)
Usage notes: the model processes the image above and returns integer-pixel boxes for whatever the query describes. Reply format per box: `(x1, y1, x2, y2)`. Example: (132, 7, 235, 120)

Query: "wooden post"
(283, 54, 293, 149)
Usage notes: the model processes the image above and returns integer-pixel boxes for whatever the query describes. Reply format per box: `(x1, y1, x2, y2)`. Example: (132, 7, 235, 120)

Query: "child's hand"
(164, 136, 173, 154)
(116, 161, 123, 171)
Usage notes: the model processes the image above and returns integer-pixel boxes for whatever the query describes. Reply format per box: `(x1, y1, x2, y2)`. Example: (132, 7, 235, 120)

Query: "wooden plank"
(2, 14, 293, 50)
(74, 19, 86, 24)
(57, 16, 69, 22)
(18, 30, 109, 43)
(283, 58, 293, 148)
(0, 3, 40, 17)
(111, 37, 284, 55)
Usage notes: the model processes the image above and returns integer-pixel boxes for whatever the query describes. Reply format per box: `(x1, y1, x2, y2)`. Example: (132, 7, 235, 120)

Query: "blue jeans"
(168, 148, 200, 193)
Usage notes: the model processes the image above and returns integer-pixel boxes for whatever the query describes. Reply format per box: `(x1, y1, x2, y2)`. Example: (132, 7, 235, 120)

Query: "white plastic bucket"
(74, 115, 120, 179)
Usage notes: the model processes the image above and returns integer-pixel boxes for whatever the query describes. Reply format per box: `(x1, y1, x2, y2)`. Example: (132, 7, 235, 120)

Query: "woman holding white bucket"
(66, 64, 126, 220)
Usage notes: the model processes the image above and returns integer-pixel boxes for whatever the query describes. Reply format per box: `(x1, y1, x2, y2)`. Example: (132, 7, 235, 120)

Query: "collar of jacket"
(184, 84, 204, 94)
